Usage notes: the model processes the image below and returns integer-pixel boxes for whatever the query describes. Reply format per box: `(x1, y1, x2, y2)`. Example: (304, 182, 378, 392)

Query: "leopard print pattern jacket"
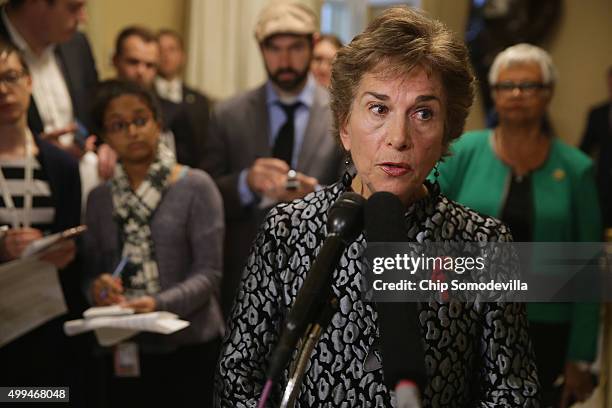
(215, 182, 540, 407)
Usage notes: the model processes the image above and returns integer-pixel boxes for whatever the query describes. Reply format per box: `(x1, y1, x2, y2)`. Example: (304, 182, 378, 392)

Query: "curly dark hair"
(91, 79, 162, 137)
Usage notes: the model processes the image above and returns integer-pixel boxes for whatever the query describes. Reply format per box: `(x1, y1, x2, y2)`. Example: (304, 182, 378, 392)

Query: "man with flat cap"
(202, 0, 343, 317)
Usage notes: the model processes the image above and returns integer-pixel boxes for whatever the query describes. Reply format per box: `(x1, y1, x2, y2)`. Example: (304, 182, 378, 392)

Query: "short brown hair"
(319, 33, 342, 50)
(0, 39, 30, 75)
(115, 26, 157, 57)
(330, 7, 475, 154)
(157, 29, 184, 50)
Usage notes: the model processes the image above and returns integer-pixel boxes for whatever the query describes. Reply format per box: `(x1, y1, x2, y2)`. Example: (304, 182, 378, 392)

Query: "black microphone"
(365, 191, 406, 241)
(365, 192, 425, 407)
(266, 192, 366, 384)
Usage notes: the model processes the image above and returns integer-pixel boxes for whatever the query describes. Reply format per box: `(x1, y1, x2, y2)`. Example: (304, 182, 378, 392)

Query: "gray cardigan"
(84, 168, 225, 346)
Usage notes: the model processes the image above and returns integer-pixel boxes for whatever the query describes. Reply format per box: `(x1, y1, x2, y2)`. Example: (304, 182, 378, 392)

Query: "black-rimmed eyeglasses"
(0, 70, 27, 87)
(105, 116, 151, 134)
(492, 81, 550, 95)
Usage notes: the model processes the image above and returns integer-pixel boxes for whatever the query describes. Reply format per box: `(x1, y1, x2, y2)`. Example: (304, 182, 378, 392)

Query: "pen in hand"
(112, 256, 129, 278)
(98, 257, 129, 303)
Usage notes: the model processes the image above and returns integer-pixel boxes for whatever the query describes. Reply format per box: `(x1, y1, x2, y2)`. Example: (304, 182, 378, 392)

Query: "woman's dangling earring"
(426, 162, 441, 197)
(342, 152, 356, 188)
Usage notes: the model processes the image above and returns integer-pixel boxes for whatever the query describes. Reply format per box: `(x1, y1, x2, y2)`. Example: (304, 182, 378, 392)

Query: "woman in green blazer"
(438, 43, 602, 408)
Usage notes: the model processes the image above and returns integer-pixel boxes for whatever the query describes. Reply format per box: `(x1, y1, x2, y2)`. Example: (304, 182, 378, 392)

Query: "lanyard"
(0, 130, 35, 228)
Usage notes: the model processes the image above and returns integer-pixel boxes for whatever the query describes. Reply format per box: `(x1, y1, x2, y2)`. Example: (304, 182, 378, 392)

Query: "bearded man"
(201, 1, 343, 316)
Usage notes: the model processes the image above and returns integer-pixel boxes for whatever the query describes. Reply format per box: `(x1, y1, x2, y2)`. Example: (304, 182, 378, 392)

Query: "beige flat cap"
(254, 1, 318, 43)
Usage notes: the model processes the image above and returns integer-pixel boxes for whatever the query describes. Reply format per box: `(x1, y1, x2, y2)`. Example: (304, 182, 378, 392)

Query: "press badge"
(114, 342, 141, 377)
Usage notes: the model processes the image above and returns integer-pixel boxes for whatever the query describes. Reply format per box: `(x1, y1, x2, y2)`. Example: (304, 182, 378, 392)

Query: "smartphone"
(73, 120, 89, 150)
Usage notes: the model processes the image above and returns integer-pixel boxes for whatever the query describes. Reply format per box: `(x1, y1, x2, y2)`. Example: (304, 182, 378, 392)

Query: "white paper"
(83, 305, 134, 319)
(95, 328, 139, 347)
(63, 311, 190, 346)
(0, 258, 66, 347)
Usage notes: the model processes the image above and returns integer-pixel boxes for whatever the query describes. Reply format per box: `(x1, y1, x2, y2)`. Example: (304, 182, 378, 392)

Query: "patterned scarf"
(110, 143, 176, 298)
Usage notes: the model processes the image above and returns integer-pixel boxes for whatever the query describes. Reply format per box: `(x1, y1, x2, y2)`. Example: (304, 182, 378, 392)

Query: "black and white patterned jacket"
(215, 182, 540, 407)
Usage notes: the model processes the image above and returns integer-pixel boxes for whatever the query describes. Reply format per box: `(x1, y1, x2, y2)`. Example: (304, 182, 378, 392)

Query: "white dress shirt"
(2, 10, 101, 213)
(2, 9, 74, 146)
(155, 77, 183, 103)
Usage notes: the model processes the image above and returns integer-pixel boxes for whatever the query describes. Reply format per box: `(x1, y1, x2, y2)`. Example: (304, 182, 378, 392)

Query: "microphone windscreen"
(327, 192, 366, 242)
(365, 191, 405, 243)
(364, 191, 427, 391)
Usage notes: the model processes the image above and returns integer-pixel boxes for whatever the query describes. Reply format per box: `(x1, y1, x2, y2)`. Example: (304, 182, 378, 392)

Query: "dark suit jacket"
(0, 138, 88, 400)
(580, 102, 611, 156)
(201, 82, 344, 316)
(580, 102, 612, 226)
(182, 84, 212, 164)
(37, 138, 82, 232)
(0, 137, 86, 317)
(158, 85, 211, 168)
(36, 137, 85, 316)
(0, 15, 99, 136)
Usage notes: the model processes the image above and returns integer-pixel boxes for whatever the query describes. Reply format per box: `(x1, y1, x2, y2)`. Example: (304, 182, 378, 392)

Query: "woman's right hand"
(97, 143, 117, 180)
(0, 227, 43, 261)
(92, 273, 125, 306)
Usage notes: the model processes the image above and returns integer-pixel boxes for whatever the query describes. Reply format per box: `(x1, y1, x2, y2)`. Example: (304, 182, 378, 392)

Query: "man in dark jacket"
(112, 26, 204, 168)
(0, 0, 98, 151)
(580, 66, 612, 226)
(156, 28, 212, 163)
(202, 2, 344, 316)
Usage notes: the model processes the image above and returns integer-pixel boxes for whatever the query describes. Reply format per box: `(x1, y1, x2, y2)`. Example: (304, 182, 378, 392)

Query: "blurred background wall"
(85, 0, 186, 78)
(545, 0, 611, 145)
(77, 0, 612, 145)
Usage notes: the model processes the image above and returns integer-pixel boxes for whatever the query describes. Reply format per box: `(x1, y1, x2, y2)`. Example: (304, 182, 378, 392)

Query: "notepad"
(0, 258, 66, 347)
(63, 311, 190, 346)
(83, 305, 134, 319)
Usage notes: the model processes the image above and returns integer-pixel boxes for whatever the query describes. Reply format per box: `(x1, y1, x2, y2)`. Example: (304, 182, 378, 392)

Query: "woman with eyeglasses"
(0, 39, 86, 397)
(438, 43, 601, 407)
(85, 79, 224, 407)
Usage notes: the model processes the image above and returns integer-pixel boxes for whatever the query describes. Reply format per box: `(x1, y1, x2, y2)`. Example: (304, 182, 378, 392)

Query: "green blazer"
(438, 129, 602, 361)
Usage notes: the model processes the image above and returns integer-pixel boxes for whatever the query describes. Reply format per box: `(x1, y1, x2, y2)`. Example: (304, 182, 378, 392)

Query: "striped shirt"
(0, 157, 55, 232)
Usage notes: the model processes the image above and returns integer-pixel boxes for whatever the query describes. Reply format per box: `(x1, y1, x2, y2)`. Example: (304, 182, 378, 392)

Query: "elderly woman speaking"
(215, 7, 539, 408)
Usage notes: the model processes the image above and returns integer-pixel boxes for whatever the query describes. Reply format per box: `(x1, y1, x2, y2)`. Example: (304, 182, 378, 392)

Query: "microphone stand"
(280, 297, 338, 408)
